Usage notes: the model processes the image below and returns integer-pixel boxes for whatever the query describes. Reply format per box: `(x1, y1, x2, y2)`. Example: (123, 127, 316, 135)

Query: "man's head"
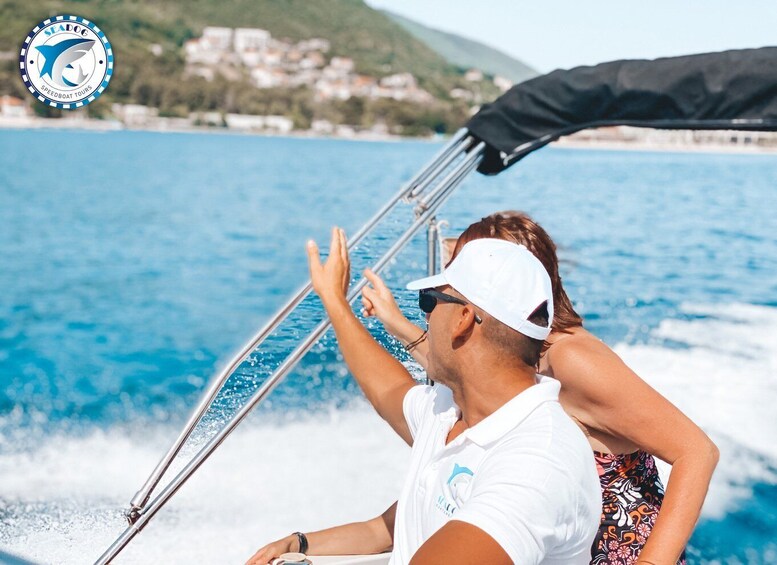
(406, 239, 553, 386)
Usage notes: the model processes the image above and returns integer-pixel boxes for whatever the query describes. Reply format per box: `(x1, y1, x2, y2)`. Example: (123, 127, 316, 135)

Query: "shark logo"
(20, 15, 113, 109)
(36, 38, 95, 88)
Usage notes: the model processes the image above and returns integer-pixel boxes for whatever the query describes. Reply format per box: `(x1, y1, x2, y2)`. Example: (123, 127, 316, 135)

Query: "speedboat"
(94, 47, 777, 564)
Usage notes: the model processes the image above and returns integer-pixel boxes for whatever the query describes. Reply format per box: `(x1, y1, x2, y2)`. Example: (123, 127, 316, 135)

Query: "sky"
(366, 0, 777, 73)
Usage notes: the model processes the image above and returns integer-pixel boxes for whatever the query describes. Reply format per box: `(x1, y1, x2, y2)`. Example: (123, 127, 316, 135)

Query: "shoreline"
(553, 138, 777, 156)
(0, 115, 430, 144)
(3, 116, 777, 154)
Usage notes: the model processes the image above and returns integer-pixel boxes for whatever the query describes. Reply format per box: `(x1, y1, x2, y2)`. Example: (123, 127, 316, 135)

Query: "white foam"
(0, 407, 410, 564)
(613, 302, 777, 519)
(1, 303, 776, 563)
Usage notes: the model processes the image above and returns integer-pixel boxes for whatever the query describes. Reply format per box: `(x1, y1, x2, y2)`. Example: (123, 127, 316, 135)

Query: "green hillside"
(0, 0, 497, 133)
(0, 0, 454, 78)
(384, 10, 538, 84)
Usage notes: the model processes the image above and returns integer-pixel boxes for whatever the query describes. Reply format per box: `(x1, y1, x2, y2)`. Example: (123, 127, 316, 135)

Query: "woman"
(249, 212, 718, 565)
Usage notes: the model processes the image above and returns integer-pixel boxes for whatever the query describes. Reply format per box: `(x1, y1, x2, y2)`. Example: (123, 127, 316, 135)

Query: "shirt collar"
(462, 375, 561, 447)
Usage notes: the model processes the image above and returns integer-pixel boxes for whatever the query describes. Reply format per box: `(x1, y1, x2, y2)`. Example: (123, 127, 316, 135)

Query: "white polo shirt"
(389, 376, 601, 565)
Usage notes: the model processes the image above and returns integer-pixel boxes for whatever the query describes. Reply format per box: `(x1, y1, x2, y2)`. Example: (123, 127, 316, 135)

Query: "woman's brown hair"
(449, 211, 583, 338)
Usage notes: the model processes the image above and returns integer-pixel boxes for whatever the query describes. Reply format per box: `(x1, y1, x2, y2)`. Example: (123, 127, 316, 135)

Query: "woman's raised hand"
(361, 269, 413, 339)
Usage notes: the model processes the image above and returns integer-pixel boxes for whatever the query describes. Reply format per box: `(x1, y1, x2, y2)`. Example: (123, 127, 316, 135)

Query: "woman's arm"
(246, 503, 397, 564)
(550, 336, 719, 564)
(361, 269, 431, 368)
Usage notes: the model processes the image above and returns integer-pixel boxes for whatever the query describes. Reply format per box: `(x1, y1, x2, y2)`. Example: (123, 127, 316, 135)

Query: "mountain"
(0, 0, 505, 133)
(1, 0, 456, 86)
(383, 11, 538, 84)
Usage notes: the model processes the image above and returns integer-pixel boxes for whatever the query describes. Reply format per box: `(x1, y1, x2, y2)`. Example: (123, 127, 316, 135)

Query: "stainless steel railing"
(95, 132, 484, 565)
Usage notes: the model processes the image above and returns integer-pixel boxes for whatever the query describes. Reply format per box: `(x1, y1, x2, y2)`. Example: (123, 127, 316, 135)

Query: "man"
(302, 227, 600, 564)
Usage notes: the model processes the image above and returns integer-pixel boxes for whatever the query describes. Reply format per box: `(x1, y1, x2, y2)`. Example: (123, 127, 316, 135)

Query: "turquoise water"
(0, 130, 775, 563)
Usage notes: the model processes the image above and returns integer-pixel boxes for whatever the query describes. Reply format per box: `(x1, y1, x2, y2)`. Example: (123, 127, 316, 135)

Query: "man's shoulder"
(405, 382, 456, 413)
(490, 401, 595, 477)
(403, 383, 458, 440)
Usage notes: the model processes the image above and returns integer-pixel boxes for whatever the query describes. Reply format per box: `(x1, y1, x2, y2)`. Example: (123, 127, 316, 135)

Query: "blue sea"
(0, 129, 775, 564)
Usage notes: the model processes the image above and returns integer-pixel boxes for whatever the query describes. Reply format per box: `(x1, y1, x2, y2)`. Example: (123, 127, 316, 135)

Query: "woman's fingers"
(363, 273, 391, 304)
(363, 282, 390, 311)
(363, 268, 388, 292)
(361, 294, 375, 316)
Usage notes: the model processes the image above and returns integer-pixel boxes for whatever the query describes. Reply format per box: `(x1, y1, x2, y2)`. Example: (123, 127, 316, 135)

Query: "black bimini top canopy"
(467, 47, 777, 174)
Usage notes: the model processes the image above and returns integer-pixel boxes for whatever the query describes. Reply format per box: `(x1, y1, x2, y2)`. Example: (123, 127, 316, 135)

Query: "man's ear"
(451, 305, 479, 348)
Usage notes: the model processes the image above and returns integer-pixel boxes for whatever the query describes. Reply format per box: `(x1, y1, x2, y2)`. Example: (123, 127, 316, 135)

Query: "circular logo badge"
(19, 15, 113, 110)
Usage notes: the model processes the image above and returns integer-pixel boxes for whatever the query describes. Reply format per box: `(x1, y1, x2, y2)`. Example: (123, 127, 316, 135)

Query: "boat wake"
(1, 303, 775, 564)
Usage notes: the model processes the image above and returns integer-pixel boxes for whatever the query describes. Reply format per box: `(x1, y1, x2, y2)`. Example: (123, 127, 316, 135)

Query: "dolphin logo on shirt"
(35, 38, 94, 88)
(447, 463, 474, 484)
(442, 463, 475, 512)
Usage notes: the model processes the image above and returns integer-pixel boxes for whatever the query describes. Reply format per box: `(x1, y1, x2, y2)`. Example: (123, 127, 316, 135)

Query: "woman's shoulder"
(547, 326, 603, 354)
(544, 327, 622, 377)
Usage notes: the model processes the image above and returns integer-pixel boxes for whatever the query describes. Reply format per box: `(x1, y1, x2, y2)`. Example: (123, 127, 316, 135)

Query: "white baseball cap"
(406, 238, 554, 340)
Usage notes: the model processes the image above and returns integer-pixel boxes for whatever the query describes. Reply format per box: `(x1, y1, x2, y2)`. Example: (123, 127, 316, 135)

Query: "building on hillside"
(449, 88, 474, 101)
(380, 72, 416, 89)
(351, 75, 378, 97)
(465, 68, 484, 82)
(234, 28, 270, 52)
(289, 68, 322, 87)
(377, 73, 433, 103)
(286, 48, 304, 64)
(264, 115, 294, 133)
(251, 66, 289, 88)
(202, 27, 233, 50)
(311, 119, 335, 134)
(298, 38, 330, 53)
(299, 51, 326, 70)
(225, 113, 293, 132)
(261, 48, 284, 67)
(111, 103, 159, 127)
(185, 39, 223, 66)
(493, 75, 513, 92)
(0, 95, 28, 118)
(314, 78, 352, 100)
(329, 57, 354, 73)
(239, 48, 263, 67)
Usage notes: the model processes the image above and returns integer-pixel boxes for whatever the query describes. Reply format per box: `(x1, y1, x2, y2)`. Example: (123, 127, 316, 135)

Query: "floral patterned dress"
(591, 450, 686, 564)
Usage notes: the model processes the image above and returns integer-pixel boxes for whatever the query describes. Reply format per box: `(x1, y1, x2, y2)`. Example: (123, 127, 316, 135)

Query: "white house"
(493, 75, 513, 92)
(234, 28, 271, 52)
(0, 95, 27, 118)
(201, 27, 233, 50)
(465, 68, 484, 82)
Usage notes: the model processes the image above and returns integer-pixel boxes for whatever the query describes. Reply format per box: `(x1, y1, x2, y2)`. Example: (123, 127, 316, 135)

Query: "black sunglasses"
(419, 289, 483, 324)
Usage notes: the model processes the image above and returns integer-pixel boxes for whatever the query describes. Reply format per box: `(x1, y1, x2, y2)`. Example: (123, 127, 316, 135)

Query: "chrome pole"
(404, 128, 469, 197)
(95, 144, 483, 565)
(125, 131, 475, 520)
(414, 142, 485, 215)
(407, 136, 474, 200)
(427, 217, 439, 276)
